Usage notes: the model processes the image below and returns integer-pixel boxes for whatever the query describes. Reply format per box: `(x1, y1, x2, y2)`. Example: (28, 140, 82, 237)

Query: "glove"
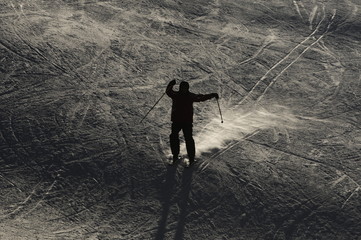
(212, 93, 219, 99)
(169, 79, 176, 85)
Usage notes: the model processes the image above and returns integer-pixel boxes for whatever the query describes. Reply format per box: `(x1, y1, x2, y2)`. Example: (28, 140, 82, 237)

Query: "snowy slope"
(0, 0, 360, 239)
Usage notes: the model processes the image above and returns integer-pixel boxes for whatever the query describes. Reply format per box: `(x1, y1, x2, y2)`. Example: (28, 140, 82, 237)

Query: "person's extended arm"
(166, 80, 176, 97)
(193, 93, 219, 102)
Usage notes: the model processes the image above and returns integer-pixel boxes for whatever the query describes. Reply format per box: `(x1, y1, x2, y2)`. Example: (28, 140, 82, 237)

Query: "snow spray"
(190, 104, 300, 157)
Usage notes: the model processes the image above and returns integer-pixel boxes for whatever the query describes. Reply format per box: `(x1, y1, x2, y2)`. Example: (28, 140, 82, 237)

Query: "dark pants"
(170, 122, 195, 161)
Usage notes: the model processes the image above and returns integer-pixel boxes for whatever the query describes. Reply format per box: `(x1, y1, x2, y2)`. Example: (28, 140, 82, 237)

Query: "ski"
(167, 155, 183, 166)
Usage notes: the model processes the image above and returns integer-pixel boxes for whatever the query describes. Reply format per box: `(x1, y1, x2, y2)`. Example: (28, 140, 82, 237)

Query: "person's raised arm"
(166, 80, 176, 97)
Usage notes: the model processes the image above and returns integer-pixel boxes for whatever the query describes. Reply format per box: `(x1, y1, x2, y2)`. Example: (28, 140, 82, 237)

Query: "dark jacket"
(166, 82, 214, 123)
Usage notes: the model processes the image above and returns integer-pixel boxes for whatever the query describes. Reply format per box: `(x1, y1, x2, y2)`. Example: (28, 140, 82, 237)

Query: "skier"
(166, 80, 219, 167)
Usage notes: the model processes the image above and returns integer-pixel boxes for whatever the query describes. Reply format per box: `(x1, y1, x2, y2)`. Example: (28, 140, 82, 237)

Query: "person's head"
(179, 81, 190, 93)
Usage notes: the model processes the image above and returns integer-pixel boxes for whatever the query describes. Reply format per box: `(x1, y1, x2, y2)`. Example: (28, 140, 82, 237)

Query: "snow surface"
(0, 0, 360, 239)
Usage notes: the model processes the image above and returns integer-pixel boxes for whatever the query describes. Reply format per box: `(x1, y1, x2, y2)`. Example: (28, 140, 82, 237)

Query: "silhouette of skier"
(166, 80, 219, 166)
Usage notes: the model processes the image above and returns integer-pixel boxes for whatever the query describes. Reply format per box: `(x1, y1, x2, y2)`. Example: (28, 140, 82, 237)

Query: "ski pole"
(216, 98, 224, 123)
(140, 92, 166, 123)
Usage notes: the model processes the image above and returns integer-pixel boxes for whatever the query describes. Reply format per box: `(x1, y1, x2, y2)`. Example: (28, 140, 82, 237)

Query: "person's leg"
(183, 123, 195, 164)
(170, 123, 182, 160)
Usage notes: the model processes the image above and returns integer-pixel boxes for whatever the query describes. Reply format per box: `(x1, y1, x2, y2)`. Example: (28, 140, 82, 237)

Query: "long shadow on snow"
(174, 168, 193, 240)
(155, 165, 194, 240)
(155, 165, 178, 240)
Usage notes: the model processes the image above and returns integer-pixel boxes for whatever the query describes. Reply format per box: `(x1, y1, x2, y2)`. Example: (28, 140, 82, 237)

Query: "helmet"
(179, 81, 189, 93)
